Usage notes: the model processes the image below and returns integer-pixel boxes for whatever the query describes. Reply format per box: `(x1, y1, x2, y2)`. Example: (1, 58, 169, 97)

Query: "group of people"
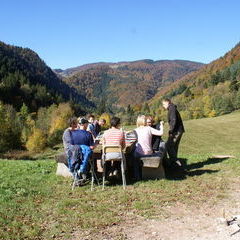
(132, 98, 185, 179)
(62, 98, 185, 184)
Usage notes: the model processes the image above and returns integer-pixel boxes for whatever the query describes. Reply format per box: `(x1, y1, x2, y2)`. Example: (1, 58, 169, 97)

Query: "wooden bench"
(139, 155, 165, 180)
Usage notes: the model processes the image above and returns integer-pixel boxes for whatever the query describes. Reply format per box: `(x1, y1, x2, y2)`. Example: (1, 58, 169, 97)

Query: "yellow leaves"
(192, 107, 203, 119)
(99, 113, 111, 128)
(202, 95, 212, 117)
(50, 117, 67, 134)
(49, 103, 74, 134)
(26, 128, 47, 152)
(132, 104, 142, 112)
(23, 102, 75, 152)
(202, 95, 216, 118)
(208, 110, 216, 118)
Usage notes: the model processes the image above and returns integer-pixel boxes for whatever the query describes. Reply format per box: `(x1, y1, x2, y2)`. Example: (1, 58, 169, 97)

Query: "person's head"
(146, 116, 154, 126)
(110, 117, 121, 128)
(79, 118, 89, 130)
(162, 98, 171, 110)
(87, 114, 95, 123)
(99, 118, 106, 126)
(136, 115, 146, 127)
(68, 117, 78, 129)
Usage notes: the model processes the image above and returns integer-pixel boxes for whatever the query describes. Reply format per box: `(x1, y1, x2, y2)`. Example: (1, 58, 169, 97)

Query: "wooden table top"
(93, 142, 135, 155)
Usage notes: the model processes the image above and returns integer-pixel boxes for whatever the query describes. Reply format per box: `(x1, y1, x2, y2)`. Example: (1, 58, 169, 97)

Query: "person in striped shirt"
(102, 117, 125, 177)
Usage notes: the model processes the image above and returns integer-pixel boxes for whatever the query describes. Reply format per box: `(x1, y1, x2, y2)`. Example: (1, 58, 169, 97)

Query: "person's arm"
(62, 129, 72, 150)
(150, 122, 164, 136)
(89, 133, 95, 149)
(62, 129, 78, 159)
(168, 105, 177, 134)
(102, 132, 106, 145)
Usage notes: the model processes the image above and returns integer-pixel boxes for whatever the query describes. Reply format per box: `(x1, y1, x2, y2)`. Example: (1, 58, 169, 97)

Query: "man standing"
(162, 98, 185, 167)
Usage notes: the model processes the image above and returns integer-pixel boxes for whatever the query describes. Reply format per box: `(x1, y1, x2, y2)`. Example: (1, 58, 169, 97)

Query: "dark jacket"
(94, 122, 101, 136)
(167, 103, 185, 134)
(152, 123, 162, 151)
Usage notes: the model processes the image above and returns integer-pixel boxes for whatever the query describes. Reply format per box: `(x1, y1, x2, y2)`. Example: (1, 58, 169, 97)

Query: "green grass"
(181, 110, 240, 156)
(1, 111, 240, 240)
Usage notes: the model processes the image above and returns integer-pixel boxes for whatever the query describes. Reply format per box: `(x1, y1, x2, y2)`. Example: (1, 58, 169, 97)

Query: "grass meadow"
(0, 111, 240, 240)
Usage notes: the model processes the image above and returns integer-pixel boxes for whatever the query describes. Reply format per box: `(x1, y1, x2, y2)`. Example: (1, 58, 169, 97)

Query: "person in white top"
(134, 115, 164, 155)
(133, 115, 164, 180)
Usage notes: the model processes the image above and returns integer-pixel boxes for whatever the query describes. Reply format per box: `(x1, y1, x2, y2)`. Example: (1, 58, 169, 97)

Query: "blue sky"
(1, 0, 239, 69)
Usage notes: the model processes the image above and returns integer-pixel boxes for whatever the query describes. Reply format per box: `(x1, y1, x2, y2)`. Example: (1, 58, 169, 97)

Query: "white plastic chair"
(102, 145, 126, 190)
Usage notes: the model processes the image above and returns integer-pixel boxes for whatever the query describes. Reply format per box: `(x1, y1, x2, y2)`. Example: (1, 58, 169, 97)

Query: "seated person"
(125, 130, 137, 145)
(87, 114, 97, 139)
(146, 116, 166, 156)
(102, 117, 125, 177)
(133, 115, 164, 180)
(95, 118, 106, 137)
(63, 117, 95, 181)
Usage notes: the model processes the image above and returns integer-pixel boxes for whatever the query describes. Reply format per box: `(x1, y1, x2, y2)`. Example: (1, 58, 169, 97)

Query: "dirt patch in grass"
(71, 179, 240, 240)
(212, 155, 236, 159)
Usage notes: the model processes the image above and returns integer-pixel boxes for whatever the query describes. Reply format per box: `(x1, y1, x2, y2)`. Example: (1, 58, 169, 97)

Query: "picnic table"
(55, 132, 165, 180)
(55, 141, 135, 176)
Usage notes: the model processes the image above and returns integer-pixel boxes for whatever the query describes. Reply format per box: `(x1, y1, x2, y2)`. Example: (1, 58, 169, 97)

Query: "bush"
(47, 129, 64, 147)
(180, 110, 191, 120)
(49, 103, 73, 134)
(0, 103, 22, 153)
(26, 128, 47, 152)
(213, 94, 234, 115)
(99, 113, 111, 128)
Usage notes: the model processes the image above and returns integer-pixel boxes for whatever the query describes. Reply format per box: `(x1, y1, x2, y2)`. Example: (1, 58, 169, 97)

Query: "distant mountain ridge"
(62, 59, 204, 107)
(56, 59, 204, 77)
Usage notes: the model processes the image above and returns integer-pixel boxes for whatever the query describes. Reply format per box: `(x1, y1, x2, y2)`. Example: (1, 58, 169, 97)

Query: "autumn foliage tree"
(0, 102, 22, 152)
(26, 128, 47, 152)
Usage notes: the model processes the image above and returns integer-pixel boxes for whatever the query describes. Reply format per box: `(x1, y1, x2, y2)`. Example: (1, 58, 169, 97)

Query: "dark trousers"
(166, 131, 183, 164)
(133, 151, 143, 181)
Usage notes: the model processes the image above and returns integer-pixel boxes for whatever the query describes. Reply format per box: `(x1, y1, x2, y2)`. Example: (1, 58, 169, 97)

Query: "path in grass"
(70, 157, 240, 240)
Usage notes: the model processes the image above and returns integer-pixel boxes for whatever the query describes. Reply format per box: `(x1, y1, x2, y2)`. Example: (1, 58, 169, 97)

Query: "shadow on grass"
(90, 156, 230, 186)
(163, 157, 228, 181)
(186, 157, 230, 170)
(101, 157, 226, 185)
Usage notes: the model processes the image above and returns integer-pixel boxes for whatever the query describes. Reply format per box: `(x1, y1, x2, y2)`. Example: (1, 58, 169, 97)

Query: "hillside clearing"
(0, 111, 240, 240)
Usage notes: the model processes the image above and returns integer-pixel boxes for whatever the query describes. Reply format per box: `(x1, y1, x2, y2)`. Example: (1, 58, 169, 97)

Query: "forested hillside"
(62, 60, 204, 109)
(0, 41, 94, 112)
(149, 42, 240, 120)
(0, 41, 94, 153)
